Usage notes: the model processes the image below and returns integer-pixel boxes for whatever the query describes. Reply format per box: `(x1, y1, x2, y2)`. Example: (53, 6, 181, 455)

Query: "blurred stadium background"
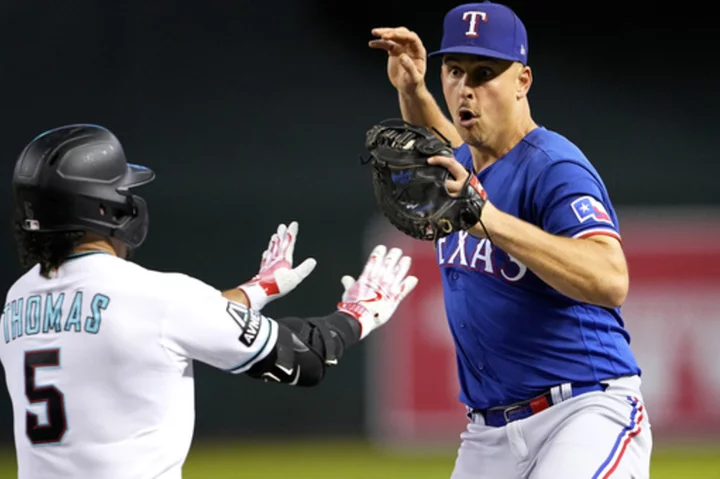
(1, 1, 718, 477)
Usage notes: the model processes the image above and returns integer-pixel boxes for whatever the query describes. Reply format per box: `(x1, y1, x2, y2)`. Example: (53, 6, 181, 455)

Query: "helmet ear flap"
(112, 195, 150, 250)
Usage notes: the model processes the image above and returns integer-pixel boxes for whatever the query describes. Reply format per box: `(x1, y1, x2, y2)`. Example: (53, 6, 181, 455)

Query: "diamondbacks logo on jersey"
(225, 301, 263, 347)
(571, 196, 613, 225)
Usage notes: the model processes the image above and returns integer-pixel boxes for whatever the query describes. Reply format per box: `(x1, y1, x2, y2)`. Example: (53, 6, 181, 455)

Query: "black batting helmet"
(12, 124, 156, 250)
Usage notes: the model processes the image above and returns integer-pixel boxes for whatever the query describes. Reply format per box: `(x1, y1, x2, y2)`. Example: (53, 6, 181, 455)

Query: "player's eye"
(475, 68, 495, 80)
(448, 66, 462, 77)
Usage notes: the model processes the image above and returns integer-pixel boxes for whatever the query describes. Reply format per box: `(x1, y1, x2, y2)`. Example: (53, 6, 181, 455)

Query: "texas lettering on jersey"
(437, 231, 528, 282)
(2, 291, 110, 344)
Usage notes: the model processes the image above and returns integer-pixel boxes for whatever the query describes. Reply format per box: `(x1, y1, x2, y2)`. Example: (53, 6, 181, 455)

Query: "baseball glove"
(364, 118, 487, 241)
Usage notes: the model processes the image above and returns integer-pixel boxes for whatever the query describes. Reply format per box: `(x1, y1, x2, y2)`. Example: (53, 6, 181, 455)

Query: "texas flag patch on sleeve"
(571, 196, 614, 226)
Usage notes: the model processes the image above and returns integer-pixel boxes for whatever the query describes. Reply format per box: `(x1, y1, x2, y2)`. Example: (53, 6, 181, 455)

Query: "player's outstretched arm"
(369, 27, 463, 147)
(161, 246, 416, 386)
(236, 221, 317, 311)
(245, 245, 418, 386)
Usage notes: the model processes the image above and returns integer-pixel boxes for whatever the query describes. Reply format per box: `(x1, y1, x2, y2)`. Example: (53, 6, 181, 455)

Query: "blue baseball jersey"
(438, 126, 640, 410)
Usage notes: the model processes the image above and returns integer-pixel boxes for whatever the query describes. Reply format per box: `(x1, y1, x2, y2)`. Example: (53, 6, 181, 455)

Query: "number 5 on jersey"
(25, 349, 67, 445)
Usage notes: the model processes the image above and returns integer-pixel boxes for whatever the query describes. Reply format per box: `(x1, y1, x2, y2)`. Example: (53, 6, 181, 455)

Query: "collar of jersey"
(65, 251, 112, 262)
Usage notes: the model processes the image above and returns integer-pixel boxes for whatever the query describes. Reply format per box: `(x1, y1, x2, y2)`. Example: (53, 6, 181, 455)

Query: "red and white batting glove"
(336, 245, 418, 339)
(238, 221, 317, 311)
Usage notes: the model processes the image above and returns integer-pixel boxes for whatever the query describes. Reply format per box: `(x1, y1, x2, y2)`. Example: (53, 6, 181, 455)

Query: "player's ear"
(516, 64, 532, 100)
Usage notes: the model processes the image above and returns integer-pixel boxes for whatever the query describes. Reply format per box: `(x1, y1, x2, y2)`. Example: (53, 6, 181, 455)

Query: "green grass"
(0, 440, 718, 478)
(644, 446, 720, 479)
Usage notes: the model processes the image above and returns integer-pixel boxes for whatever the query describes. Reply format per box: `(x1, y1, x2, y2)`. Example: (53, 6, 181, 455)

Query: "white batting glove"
(238, 221, 317, 310)
(336, 245, 418, 339)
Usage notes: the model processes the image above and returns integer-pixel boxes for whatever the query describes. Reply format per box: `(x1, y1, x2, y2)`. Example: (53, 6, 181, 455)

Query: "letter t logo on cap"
(462, 11, 488, 38)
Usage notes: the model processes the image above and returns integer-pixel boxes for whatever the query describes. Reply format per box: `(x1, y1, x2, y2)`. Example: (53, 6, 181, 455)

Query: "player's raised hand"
(369, 27, 427, 95)
(238, 221, 317, 310)
(337, 245, 418, 339)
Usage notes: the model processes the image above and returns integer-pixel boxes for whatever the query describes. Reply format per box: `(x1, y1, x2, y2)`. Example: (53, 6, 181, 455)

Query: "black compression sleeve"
(280, 312, 361, 364)
(245, 312, 361, 387)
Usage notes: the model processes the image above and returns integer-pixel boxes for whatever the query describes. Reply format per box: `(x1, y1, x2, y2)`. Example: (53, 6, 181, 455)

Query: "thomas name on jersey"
(1, 291, 110, 343)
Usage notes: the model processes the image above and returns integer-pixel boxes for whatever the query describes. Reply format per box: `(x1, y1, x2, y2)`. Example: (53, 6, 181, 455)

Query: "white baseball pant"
(450, 376, 652, 479)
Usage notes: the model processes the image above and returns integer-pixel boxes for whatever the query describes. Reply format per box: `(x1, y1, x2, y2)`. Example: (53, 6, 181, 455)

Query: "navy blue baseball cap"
(428, 2, 528, 64)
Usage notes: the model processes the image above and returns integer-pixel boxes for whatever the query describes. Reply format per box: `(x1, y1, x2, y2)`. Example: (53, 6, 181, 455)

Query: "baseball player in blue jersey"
(369, 2, 652, 478)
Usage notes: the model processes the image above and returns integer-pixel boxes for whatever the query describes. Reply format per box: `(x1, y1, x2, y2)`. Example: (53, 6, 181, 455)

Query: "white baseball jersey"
(0, 251, 278, 479)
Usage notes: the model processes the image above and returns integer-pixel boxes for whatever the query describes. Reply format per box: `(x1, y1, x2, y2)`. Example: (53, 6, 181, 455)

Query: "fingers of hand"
(277, 223, 289, 253)
(445, 180, 464, 196)
(380, 247, 402, 287)
(397, 276, 419, 302)
(286, 221, 298, 241)
(285, 220, 299, 262)
(368, 39, 400, 53)
(292, 257, 316, 281)
(369, 244, 390, 282)
(265, 232, 277, 255)
(276, 223, 287, 240)
(371, 28, 425, 53)
(340, 275, 356, 293)
(263, 234, 280, 267)
(428, 156, 469, 181)
(398, 54, 422, 81)
(269, 227, 282, 256)
(371, 27, 411, 37)
(361, 244, 387, 281)
(427, 155, 454, 168)
(390, 255, 412, 295)
(390, 33, 426, 57)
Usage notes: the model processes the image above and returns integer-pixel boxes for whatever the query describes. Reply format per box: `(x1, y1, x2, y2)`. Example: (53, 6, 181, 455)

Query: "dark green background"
(0, 1, 715, 442)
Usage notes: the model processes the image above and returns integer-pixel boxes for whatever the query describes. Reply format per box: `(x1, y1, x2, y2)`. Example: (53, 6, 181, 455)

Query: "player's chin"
(456, 123, 483, 146)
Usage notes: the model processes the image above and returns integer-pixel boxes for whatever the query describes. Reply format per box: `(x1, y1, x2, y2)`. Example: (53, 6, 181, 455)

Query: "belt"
(470, 382, 607, 427)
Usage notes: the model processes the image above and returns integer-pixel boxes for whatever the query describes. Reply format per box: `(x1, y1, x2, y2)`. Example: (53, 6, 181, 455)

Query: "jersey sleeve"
(159, 274, 278, 374)
(533, 160, 621, 241)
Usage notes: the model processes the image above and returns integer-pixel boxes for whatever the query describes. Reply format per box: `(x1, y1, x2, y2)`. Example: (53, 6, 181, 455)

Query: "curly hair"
(13, 220, 85, 278)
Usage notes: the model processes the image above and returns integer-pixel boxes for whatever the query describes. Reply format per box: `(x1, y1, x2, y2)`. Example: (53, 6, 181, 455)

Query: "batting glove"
(238, 221, 317, 311)
(337, 245, 418, 339)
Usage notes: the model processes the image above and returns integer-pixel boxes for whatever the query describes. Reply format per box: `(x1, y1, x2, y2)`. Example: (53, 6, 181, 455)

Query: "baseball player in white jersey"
(1, 124, 418, 478)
